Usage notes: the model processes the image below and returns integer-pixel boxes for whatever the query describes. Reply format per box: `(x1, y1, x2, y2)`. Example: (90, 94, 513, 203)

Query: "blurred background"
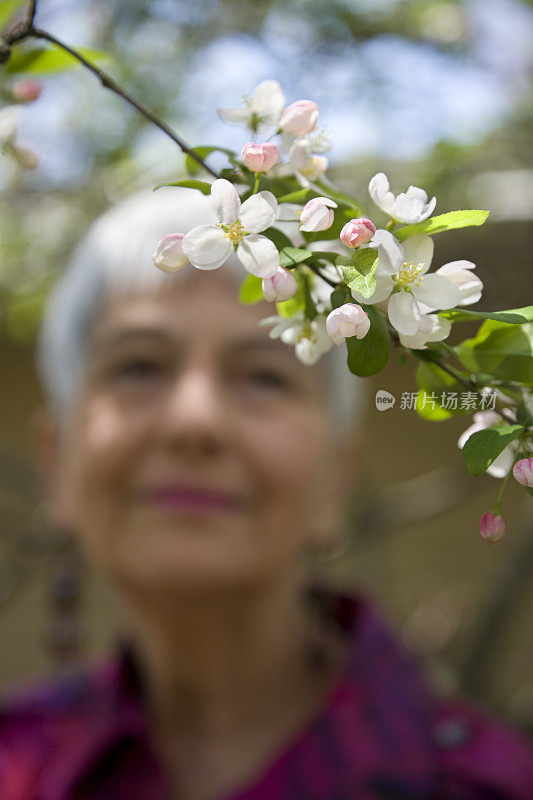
(0, 0, 532, 732)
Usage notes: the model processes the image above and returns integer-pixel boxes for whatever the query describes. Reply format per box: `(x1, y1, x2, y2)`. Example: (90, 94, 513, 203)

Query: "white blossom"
(289, 138, 328, 188)
(217, 80, 286, 133)
(369, 172, 436, 224)
(397, 312, 451, 349)
(153, 233, 189, 272)
(278, 100, 318, 136)
(432, 260, 483, 306)
(181, 179, 279, 278)
(326, 304, 370, 345)
(260, 312, 333, 365)
(351, 230, 460, 342)
(299, 197, 337, 232)
(262, 267, 298, 302)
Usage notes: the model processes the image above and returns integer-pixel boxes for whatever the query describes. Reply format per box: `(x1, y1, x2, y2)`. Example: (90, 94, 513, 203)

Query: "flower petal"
(211, 179, 240, 225)
(426, 314, 452, 342)
(387, 291, 421, 335)
(373, 229, 403, 275)
(436, 261, 483, 305)
(351, 274, 394, 305)
(250, 80, 286, 124)
(289, 139, 309, 170)
(487, 444, 518, 478)
(239, 191, 278, 233)
(402, 234, 434, 274)
(153, 233, 188, 272)
(237, 234, 279, 277)
(368, 173, 395, 215)
(216, 107, 250, 125)
(398, 314, 434, 349)
(182, 225, 232, 270)
(413, 274, 460, 309)
(391, 188, 436, 223)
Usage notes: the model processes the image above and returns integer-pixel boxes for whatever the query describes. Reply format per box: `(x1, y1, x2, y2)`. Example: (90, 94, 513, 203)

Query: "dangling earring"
(42, 526, 84, 672)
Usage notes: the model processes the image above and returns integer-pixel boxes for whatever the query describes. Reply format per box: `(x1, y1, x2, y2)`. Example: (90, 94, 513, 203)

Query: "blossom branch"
(1, 6, 220, 178)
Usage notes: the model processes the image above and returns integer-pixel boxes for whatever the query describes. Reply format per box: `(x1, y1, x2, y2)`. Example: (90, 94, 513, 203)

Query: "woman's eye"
(111, 358, 165, 381)
(242, 369, 290, 391)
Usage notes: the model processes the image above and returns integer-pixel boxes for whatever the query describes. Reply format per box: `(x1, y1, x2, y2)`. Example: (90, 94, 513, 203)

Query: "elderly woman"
(0, 188, 531, 800)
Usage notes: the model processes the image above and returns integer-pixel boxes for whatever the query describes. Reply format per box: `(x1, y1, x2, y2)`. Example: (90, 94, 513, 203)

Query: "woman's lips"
(145, 485, 245, 514)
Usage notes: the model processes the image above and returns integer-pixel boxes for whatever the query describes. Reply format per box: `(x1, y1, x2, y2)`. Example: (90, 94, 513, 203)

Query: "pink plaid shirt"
(1, 587, 531, 800)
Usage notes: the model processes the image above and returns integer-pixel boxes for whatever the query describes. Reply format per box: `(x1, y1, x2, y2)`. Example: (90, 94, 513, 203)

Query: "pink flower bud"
(279, 100, 319, 136)
(512, 457, 533, 487)
(241, 142, 279, 173)
(153, 233, 189, 272)
(262, 267, 298, 302)
(11, 80, 42, 102)
(326, 304, 370, 345)
(479, 512, 505, 544)
(299, 196, 337, 232)
(340, 218, 376, 248)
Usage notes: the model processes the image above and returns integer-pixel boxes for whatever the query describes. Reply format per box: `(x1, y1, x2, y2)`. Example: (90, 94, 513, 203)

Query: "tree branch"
(30, 28, 219, 178)
(1, 4, 220, 179)
(26, 0, 37, 26)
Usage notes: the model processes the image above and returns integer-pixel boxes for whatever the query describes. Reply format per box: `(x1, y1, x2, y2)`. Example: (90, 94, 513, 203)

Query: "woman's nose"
(158, 366, 229, 458)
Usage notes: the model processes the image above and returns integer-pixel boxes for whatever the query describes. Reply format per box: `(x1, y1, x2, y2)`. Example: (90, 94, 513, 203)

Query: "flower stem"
(253, 173, 260, 193)
(493, 467, 512, 515)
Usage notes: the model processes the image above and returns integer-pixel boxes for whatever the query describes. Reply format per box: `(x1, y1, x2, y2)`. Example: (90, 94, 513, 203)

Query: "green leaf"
(336, 248, 378, 300)
(395, 210, 490, 242)
(462, 424, 524, 476)
(454, 320, 533, 385)
(277, 189, 310, 204)
(440, 306, 533, 324)
(153, 178, 212, 194)
(414, 362, 469, 421)
(184, 145, 235, 176)
(516, 394, 533, 428)
(330, 286, 352, 309)
(6, 45, 111, 74)
(346, 305, 389, 377)
(0, 0, 25, 29)
(279, 247, 314, 268)
(311, 251, 344, 265)
(262, 227, 293, 251)
(314, 180, 364, 213)
(239, 274, 263, 305)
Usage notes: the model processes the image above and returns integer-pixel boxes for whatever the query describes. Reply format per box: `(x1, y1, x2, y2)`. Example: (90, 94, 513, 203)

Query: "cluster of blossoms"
(0, 80, 41, 170)
(153, 80, 532, 543)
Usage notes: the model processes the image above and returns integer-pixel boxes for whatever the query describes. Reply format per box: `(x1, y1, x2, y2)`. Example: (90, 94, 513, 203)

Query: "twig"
(26, 0, 37, 26)
(306, 262, 339, 289)
(2, 4, 220, 178)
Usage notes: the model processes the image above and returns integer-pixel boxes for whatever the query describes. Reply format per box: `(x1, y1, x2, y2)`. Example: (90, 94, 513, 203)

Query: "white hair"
(36, 187, 367, 429)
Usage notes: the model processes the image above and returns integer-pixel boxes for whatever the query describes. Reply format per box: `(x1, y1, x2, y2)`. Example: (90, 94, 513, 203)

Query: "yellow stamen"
(298, 322, 316, 344)
(222, 221, 246, 245)
(394, 261, 424, 288)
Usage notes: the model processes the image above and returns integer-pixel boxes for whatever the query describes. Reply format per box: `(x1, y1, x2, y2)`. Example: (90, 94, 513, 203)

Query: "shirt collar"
(40, 585, 437, 800)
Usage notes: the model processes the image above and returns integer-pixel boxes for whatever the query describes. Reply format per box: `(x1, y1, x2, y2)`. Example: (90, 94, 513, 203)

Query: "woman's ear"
(29, 407, 72, 530)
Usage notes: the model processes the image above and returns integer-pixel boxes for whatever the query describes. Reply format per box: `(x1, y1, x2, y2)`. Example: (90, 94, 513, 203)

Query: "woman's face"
(47, 270, 349, 597)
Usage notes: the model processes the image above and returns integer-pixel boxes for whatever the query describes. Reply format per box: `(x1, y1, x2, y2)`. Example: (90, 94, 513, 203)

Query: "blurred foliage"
(0, 0, 532, 342)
